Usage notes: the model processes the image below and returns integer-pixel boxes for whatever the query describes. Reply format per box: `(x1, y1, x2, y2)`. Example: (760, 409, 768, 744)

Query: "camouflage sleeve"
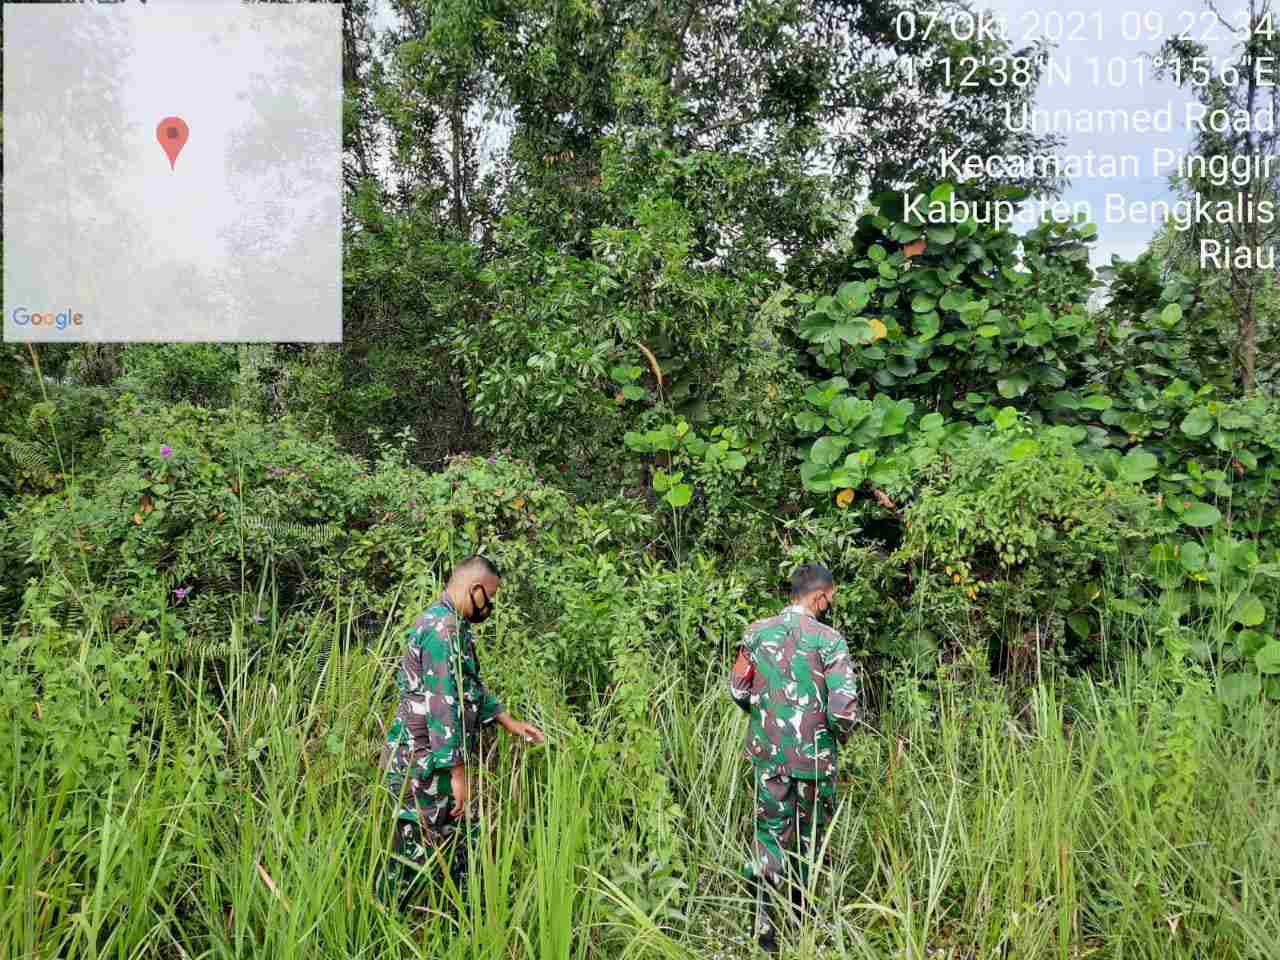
(418, 624, 465, 769)
(822, 631, 859, 743)
(728, 632, 755, 713)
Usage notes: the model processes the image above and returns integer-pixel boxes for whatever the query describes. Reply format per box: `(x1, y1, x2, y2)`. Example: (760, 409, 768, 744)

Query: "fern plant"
(243, 515, 345, 548)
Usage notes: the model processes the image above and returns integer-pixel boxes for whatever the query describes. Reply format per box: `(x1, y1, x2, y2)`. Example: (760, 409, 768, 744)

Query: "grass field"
(5, 585, 1280, 960)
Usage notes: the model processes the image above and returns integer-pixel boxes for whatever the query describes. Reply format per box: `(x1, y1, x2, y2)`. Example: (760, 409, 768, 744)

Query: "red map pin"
(156, 116, 189, 170)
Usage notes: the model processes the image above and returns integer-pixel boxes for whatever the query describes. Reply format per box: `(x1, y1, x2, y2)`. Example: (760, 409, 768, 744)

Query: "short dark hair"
(451, 554, 502, 583)
(789, 563, 834, 600)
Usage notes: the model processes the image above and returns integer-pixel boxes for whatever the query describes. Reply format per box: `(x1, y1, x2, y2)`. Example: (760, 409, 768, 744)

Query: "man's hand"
(497, 711, 545, 744)
(509, 719, 545, 744)
(449, 763, 469, 819)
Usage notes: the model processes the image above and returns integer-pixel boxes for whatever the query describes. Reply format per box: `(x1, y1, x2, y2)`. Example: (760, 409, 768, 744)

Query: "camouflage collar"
(783, 602, 812, 618)
(438, 592, 471, 635)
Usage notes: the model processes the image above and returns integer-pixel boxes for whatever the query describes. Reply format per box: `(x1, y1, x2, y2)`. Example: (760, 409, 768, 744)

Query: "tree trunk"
(450, 96, 468, 237)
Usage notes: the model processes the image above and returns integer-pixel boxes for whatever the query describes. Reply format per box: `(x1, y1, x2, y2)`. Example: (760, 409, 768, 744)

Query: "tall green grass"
(6, 601, 1280, 959)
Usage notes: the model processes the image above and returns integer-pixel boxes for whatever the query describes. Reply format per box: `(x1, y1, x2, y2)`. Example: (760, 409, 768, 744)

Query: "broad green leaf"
(920, 412, 945, 432)
(834, 322, 870, 345)
(912, 295, 936, 313)
(810, 436, 851, 466)
(997, 375, 1030, 398)
(837, 282, 871, 312)
(1239, 629, 1268, 656)
(1181, 407, 1214, 436)
(1234, 593, 1266, 627)
(1007, 438, 1040, 461)
(1159, 303, 1182, 327)
(867, 244, 886, 262)
(1255, 644, 1280, 675)
(879, 403, 911, 437)
(828, 466, 861, 488)
(868, 455, 905, 486)
(1182, 502, 1222, 527)
(915, 313, 940, 341)
(800, 461, 832, 492)
(929, 183, 954, 203)
(1117, 448, 1158, 483)
(976, 324, 1000, 338)
(993, 407, 1018, 430)
(610, 364, 638, 384)
(794, 412, 825, 433)
(665, 484, 692, 508)
(830, 396, 871, 428)
(926, 225, 955, 244)
(1079, 394, 1113, 411)
(1023, 325, 1052, 347)
(1179, 541, 1205, 572)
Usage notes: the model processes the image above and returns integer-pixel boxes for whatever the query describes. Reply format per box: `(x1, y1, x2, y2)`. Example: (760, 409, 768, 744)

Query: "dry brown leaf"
(132, 513, 144, 525)
(636, 341, 663, 386)
(256, 862, 291, 912)
(835, 488, 854, 509)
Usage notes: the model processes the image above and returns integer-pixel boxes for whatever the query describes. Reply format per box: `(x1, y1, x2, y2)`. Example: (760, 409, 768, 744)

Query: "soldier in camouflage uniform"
(376, 555, 545, 906)
(729, 563, 859, 952)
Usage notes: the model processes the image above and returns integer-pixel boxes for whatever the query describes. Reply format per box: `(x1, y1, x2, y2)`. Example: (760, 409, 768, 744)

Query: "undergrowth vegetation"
(2, 380, 1279, 957)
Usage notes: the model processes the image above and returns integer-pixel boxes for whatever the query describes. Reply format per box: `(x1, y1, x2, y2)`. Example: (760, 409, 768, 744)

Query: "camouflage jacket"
(728, 603, 859, 779)
(385, 594, 504, 773)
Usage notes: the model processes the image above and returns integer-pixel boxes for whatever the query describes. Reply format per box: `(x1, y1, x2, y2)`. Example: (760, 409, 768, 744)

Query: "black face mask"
(467, 584, 494, 623)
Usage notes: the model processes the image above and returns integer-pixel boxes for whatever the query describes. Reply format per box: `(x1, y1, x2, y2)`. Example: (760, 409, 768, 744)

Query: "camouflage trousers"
(375, 746, 478, 906)
(744, 767, 836, 934)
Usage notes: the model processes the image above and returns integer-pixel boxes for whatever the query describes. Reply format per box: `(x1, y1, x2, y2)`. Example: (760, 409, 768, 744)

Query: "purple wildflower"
(160, 445, 173, 459)
(174, 586, 190, 600)
(487, 456, 496, 465)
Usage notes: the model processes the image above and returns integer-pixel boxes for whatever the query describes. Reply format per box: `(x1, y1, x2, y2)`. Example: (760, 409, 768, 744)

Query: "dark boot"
(746, 877, 780, 954)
